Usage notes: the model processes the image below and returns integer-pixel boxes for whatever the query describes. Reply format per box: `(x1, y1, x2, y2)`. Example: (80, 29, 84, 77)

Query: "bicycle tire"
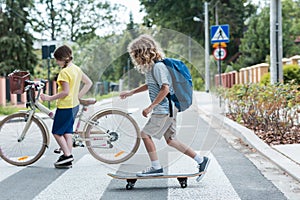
(83, 109, 140, 164)
(0, 112, 48, 166)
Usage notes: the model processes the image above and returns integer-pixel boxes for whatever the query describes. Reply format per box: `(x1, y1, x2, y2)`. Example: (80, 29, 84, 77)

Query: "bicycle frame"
(0, 79, 140, 166)
(71, 102, 111, 148)
(21, 80, 113, 149)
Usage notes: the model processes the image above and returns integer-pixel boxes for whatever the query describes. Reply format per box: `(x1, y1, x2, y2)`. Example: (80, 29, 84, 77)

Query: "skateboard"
(107, 171, 204, 190)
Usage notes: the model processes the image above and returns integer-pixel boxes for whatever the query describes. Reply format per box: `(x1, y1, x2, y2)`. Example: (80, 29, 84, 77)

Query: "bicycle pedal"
(73, 142, 85, 148)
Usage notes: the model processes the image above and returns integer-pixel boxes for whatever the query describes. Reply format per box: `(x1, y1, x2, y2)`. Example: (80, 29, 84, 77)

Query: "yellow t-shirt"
(56, 64, 83, 108)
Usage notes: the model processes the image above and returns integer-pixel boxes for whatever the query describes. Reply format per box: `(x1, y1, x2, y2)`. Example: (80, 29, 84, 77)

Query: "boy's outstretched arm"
(120, 84, 148, 99)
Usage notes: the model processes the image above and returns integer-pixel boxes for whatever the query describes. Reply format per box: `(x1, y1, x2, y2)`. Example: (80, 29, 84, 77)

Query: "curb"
(199, 106, 300, 182)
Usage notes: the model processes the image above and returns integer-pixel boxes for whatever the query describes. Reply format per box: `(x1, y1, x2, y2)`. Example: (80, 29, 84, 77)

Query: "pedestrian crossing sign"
(210, 24, 230, 44)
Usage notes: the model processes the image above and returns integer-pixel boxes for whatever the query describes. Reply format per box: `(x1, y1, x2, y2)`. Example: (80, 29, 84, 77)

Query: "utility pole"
(204, 2, 210, 92)
(270, 0, 283, 84)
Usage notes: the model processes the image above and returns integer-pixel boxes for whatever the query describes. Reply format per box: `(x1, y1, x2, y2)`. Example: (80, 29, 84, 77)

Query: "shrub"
(260, 72, 270, 85)
(218, 83, 300, 145)
(260, 64, 300, 85)
(283, 64, 300, 84)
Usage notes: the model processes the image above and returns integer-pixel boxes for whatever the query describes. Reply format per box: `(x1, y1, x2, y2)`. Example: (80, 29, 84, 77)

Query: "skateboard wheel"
(177, 178, 187, 188)
(180, 182, 187, 188)
(126, 183, 134, 190)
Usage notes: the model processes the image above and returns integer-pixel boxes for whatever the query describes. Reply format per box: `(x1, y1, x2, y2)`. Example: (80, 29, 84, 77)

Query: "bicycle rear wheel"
(0, 113, 48, 166)
(84, 109, 140, 164)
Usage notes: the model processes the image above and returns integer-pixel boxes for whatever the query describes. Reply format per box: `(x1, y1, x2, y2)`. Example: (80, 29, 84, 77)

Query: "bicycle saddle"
(79, 98, 97, 106)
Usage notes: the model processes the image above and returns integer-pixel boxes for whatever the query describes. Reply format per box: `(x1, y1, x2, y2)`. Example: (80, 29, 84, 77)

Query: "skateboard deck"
(107, 171, 204, 190)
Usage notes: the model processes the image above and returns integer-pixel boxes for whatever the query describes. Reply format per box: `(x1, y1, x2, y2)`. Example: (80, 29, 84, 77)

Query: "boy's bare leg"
(141, 132, 159, 161)
(166, 138, 196, 158)
(136, 131, 164, 176)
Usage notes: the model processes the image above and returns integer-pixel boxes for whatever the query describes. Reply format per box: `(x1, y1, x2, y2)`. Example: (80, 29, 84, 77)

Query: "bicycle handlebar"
(24, 79, 47, 92)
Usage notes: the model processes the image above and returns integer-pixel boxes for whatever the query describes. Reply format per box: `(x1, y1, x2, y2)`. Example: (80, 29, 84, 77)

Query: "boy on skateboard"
(120, 34, 210, 180)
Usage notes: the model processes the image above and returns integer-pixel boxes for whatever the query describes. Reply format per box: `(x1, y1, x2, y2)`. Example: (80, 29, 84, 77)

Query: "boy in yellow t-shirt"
(41, 45, 92, 168)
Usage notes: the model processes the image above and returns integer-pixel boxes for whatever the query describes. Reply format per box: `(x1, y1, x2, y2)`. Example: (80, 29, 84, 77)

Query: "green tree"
(217, 0, 257, 63)
(30, 0, 120, 42)
(234, 0, 300, 70)
(140, 0, 256, 64)
(233, 7, 270, 70)
(282, 0, 300, 57)
(0, 0, 37, 76)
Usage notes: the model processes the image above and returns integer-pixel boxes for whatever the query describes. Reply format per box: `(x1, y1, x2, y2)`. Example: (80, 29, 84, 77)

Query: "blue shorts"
(52, 105, 79, 135)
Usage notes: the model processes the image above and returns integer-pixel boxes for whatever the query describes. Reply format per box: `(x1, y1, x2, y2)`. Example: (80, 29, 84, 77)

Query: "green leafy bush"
(260, 64, 300, 85)
(260, 73, 270, 85)
(218, 83, 300, 145)
(283, 64, 300, 84)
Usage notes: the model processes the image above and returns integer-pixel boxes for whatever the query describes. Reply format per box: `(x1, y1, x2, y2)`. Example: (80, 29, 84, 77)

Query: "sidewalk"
(195, 91, 300, 183)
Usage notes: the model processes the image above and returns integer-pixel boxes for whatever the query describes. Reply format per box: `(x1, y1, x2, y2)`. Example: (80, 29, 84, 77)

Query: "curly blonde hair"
(127, 34, 165, 73)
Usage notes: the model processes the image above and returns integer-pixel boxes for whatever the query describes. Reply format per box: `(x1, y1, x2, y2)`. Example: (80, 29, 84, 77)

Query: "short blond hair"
(127, 34, 165, 73)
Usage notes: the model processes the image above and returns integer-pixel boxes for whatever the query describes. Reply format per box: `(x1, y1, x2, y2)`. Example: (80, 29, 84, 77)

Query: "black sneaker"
(136, 167, 164, 177)
(54, 154, 74, 165)
(196, 156, 210, 182)
(55, 161, 72, 169)
(54, 147, 62, 154)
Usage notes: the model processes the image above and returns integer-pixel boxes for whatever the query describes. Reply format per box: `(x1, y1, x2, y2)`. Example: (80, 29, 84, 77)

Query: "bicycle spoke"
(84, 109, 140, 164)
(0, 113, 48, 166)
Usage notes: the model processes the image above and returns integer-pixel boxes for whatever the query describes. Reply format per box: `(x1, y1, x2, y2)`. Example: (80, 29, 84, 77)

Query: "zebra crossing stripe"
(33, 155, 118, 200)
(168, 152, 241, 200)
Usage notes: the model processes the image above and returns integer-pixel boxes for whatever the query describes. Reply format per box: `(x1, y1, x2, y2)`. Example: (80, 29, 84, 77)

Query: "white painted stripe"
(33, 155, 119, 200)
(168, 152, 241, 200)
(0, 160, 25, 181)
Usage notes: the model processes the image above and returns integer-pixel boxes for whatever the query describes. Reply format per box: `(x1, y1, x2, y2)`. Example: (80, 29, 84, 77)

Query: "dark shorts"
(52, 105, 79, 135)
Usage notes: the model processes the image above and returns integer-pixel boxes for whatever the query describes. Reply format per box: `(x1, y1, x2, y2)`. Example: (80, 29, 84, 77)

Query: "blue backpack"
(153, 58, 193, 116)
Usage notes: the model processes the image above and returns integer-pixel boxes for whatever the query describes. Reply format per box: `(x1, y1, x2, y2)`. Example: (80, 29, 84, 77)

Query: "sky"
(110, 0, 145, 24)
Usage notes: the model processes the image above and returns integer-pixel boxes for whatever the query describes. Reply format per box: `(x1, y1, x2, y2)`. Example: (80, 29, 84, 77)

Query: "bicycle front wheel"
(84, 109, 140, 164)
(0, 112, 48, 166)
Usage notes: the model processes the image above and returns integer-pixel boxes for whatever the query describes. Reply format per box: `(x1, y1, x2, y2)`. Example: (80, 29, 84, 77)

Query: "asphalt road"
(0, 92, 298, 200)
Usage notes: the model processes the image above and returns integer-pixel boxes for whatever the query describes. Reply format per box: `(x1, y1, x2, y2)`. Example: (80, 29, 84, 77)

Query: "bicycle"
(0, 72, 141, 166)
